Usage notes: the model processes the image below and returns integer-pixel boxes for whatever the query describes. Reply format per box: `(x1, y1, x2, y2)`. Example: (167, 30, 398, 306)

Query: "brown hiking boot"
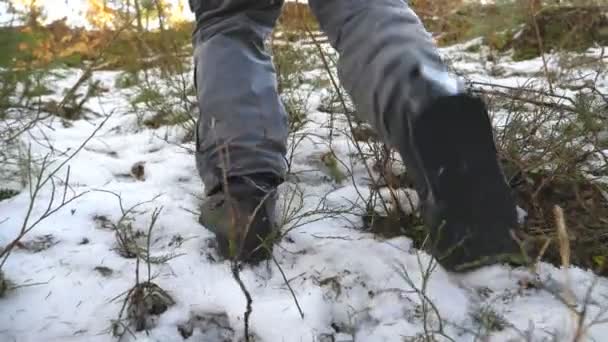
(199, 176, 279, 263)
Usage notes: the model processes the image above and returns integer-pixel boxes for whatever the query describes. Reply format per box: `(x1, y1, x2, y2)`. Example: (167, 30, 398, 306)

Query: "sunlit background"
(2, 0, 195, 28)
(1, 0, 310, 28)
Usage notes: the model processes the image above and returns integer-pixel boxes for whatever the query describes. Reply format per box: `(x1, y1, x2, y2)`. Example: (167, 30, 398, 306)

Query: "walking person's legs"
(190, 0, 287, 262)
(189, 0, 523, 271)
(308, 0, 521, 271)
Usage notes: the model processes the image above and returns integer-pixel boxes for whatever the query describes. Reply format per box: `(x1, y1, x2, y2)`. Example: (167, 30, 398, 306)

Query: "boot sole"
(412, 95, 520, 272)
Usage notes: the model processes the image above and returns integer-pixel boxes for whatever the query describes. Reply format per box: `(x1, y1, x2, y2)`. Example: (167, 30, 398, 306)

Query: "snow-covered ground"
(1, 40, 608, 342)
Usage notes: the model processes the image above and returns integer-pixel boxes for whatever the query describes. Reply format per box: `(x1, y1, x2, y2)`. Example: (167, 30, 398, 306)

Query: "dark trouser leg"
(308, 0, 462, 201)
(309, 0, 520, 271)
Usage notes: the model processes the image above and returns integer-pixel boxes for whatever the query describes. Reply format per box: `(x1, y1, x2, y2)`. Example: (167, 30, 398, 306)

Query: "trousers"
(190, 0, 462, 193)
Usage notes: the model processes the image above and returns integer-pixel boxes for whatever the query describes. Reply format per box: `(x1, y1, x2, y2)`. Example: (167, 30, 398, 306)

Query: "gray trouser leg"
(308, 0, 463, 150)
(191, 0, 287, 194)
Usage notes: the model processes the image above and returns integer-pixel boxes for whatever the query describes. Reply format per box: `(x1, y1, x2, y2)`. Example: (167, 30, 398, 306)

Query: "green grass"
(0, 27, 41, 67)
(430, 2, 608, 60)
(427, 1, 527, 48)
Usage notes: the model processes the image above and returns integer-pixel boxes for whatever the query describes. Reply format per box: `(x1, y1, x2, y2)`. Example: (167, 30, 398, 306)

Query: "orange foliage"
(15, 18, 109, 67)
(9, 0, 43, 11)
(86, 0, 117, 29)
(167, 0, 190, 26)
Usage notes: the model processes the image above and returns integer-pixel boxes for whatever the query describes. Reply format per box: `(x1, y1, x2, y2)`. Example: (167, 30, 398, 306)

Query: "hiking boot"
(400, 94, 525, 272)
(199, 176, 279, 263)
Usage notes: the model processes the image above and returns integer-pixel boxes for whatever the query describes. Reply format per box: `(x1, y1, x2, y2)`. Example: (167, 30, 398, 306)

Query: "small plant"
(479, 76, 608, 275)
(120, 281, 175, 333)
(112, 207, 176, 337)
(0, 270, 8, 298)
(363, 206, 425, 241)
(17, 234, 58, 253)
(128, 71, 196, 140)
(115, 71, 139, 89)
(99, 192, 181, 263)
(177, 312, 235, 341)
(0, 189, 19, 202)
(94, 266, 114, 277)
(321, 151, 347, 184)
(0, 118, 107, 272)
(471, 306, 509, 334)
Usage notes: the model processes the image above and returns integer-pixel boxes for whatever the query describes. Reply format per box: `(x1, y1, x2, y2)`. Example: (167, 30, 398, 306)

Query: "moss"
(423, 3, 606, 60)
(429, 2, 527, 47)
(465, 43, 481, 53)
(512, 46, 540, 61)
(511, 6, 608, 60)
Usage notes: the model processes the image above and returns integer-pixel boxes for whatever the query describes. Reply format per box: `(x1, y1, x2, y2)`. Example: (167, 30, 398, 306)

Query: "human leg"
(309, 0, 521, 271)
(190, 0, 286, 262)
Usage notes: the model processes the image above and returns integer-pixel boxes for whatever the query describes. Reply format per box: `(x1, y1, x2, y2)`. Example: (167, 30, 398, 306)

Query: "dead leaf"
(130, 161, 146, 181)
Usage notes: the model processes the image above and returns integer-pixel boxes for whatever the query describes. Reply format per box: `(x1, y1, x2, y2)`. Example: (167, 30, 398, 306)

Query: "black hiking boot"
(402, 94, 524, 272)
(199, 176, 279, 263)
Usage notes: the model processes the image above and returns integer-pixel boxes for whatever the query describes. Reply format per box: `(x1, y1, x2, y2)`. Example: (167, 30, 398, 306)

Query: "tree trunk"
(153, 0, 166, 32)
(133, 0, 144, 32)
(530, 0, 543, 13)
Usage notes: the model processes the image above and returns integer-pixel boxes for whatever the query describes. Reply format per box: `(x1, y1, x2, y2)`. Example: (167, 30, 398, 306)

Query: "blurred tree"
(80, 0, 188, 31)
(533, 0, 543, 12)
(133, 0, 144, 31)
(167, 0, 189, 27)
(86, 0, 118, 30)
(8, 0, 44, 26)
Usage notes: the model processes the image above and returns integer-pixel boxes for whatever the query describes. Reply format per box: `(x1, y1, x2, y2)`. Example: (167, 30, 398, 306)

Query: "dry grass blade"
(272, 254, 305, 319)
(554, 205, 570, 269)
(0, 114, 111, 269)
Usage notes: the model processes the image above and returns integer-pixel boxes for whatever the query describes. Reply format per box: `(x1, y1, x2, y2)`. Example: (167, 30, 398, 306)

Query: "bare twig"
(231, 261, 252, 342)
(0, 114, 111, 268)
(272, 255, 305, 319)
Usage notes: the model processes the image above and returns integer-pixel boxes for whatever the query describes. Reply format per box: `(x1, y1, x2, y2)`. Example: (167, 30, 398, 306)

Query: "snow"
(1, 40, 608, 342)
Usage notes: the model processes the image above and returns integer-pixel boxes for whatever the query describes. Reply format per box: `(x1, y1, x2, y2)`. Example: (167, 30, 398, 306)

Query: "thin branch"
(231, 262, 252, 342)
(272, 254, 305, 319)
